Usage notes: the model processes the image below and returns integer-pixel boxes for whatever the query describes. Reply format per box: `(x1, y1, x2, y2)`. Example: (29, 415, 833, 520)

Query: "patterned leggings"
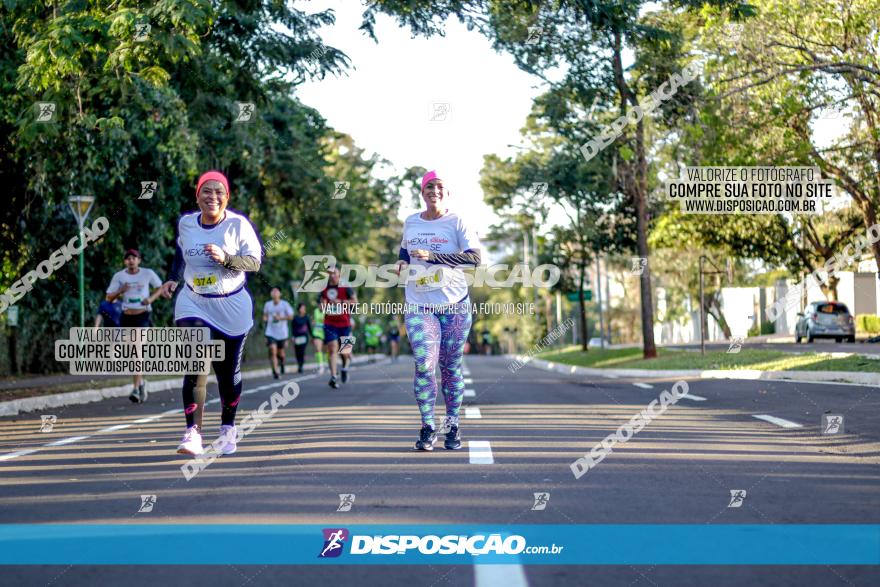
(404, 301, 472, 430)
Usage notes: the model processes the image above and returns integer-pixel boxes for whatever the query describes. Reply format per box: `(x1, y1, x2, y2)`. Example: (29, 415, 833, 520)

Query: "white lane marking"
(0, 375, 310, 461)
(603, 374, 619, 379)
(206, 398, 220, 405)
(469, 440, 494, 464)
(753, 414, 803, 428)
(0, 448, 39, 462)
(99, 424, 132, 433)
(46, 435, 90, 446)
(463, 378, 473, 384)
(681, 394, 707, 401)
(632, 382, 653, 389)
(464, 389, 476, 398)
(465, 407, 482, 419)
(475, 564, 529, 587)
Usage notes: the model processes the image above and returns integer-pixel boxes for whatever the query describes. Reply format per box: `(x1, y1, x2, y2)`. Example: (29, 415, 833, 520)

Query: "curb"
(0, 354, 387, 417)
(509, 355, 880, 387)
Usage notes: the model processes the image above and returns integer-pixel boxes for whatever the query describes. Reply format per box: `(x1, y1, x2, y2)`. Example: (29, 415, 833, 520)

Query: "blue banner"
(0, 525, 877, 565)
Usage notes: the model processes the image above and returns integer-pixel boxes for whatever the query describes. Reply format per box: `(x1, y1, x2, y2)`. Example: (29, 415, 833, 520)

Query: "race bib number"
(413, 267, 447, 293)
(126, 297, 142, 304)
(192, 273, 219, 293)
(293, 335, 308, 345)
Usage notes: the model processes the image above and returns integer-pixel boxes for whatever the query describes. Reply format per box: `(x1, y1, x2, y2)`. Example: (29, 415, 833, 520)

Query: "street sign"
(566, 290, 592, 302)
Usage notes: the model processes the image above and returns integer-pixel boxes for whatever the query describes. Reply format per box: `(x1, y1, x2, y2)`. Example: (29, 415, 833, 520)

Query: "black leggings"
(176, 317, 247, 428)
(294, 343, 307, 369)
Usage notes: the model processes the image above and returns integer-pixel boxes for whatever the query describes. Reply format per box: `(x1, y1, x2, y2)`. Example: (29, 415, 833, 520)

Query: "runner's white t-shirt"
(173, 209, 262, 336)
(106, 268, 162, 312)
(401, 211, 481, 306)
(263, 300, 293, 340)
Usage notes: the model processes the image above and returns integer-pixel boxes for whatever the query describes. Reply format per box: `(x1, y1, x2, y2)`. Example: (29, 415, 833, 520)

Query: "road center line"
(753, 414, 803, 428)
(468, 440, 494, 464)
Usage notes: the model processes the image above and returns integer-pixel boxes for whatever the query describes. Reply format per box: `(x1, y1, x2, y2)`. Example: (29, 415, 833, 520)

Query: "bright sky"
(294, 0, 543, 240)
(293, 1, 852, 253)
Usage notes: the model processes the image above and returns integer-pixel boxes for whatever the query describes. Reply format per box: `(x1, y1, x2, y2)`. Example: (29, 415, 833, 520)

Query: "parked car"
(795, 301, 856, 343)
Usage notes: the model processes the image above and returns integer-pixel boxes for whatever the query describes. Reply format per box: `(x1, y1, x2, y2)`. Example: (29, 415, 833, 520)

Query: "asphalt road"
(1, 356, 878, 586)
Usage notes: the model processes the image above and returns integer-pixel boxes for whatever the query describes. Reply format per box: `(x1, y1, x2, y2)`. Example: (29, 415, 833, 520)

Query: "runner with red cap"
(157, 170, 263, 456)
(105, 248, 163, 403)
(398, 170, 481, 450)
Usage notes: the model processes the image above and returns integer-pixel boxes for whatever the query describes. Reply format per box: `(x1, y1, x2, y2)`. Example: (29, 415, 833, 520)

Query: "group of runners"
(98, 168, 480, 455)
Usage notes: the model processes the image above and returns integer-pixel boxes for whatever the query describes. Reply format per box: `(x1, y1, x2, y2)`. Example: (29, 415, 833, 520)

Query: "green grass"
(537, 345, 880, 373)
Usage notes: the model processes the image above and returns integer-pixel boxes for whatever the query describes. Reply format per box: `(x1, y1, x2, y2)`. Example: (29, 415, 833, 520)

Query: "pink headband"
(196, 170, 230, 199)
(421, 170, 443, 192)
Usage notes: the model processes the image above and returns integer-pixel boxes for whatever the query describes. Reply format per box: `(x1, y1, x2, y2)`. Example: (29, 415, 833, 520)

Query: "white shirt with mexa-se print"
(173, 209, 262, 336)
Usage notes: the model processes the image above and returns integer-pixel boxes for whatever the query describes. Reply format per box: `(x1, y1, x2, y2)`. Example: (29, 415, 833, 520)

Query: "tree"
(362, 0, 748, 358)
(691, 0, 880, 275)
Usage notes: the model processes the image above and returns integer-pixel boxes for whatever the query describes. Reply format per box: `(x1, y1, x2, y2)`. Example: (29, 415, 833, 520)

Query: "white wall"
(720, 287, 759, 337)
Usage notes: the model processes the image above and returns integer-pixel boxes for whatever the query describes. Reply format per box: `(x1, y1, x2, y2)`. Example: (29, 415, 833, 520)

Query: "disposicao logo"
(319, 528, 349, 558)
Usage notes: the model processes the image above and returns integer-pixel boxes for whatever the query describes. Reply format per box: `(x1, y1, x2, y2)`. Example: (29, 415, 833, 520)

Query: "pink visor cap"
(196, 170, 230, 199)
(421, 170, 445, 192)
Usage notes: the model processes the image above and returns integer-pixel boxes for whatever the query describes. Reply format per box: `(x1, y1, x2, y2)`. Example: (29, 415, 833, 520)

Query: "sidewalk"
(510, 354, 880, 387)
(0, 354, 387, 417)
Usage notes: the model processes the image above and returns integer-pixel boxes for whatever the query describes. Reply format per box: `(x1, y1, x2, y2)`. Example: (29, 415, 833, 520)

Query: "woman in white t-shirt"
(262, 287, 293, 379)
(398, 170, 481, 451)
(157, 170, 262, 456)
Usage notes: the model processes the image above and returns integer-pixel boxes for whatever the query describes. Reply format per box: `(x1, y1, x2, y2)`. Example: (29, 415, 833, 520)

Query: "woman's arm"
(426, 248, 481, 267)
(221, 254, 261, 272)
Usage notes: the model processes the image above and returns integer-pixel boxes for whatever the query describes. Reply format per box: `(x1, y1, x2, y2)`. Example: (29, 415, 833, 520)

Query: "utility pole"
(68, 195, 95, 328)
(595, 253, 605, 349)
(604, 254, 612, 344)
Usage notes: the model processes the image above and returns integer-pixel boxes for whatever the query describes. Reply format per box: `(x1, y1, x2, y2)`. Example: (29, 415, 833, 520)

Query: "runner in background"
(320, 266, 357, 389)
(363, 319, 382, 354)
(291, 302, 311, 374)
(94, 299, 122, 328)
(311, 305, 326, 374)
(263, 287, 293, 379)
(387, 319, 401, 362)
(105, 249, 163, 403)
(481, 327, 492, 355)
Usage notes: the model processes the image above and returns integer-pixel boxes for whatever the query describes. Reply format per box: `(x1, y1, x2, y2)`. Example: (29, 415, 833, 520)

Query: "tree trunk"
(578, 256, 588, 351)
(611, 30, 656, 358)
(819, 273, 839, 301)
(707, 294, 732, 339)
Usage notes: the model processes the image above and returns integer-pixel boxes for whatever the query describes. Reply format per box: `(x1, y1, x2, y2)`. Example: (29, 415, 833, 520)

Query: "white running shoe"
(176, 426, 203, 455)
(216, 424, 238, 455)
